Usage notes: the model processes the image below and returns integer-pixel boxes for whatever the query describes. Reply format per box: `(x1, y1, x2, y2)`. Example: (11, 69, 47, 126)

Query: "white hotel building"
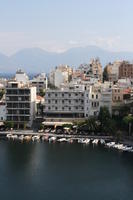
(44, 83, 112, 122)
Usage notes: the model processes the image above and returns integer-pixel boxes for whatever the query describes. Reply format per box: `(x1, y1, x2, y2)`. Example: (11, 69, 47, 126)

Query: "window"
(55, 100, 57, 104)
(92, 94, 94, 99)
(96, 94, 98, 99)
(86, 94, 88, 97)
(69, 107, 71, 110)
(62, 93, 64, 97)
(48, 93, 50, 97)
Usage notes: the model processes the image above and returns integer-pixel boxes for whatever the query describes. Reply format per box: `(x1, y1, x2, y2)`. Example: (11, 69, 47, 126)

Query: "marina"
(1, 131, 132, 153)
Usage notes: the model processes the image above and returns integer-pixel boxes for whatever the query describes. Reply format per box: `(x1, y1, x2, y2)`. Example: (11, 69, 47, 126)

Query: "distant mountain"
(0, 46, 133, 73)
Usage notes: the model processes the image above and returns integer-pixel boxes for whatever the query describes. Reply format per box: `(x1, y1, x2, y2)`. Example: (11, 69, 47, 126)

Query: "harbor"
(1, 129, 133, 153)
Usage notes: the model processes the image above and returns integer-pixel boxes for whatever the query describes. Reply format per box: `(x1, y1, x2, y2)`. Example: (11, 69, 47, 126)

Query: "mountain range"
(0, 45, 133, 73)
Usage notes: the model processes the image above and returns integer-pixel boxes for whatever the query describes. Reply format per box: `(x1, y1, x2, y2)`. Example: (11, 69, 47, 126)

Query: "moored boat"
(106, 142, 115, 148)
(6, 133, 12, 139)
(32, 135, 40, 141)
(57, 138, 67, 142)
(18, 135, 24, 141)
(100, 139, 105, 144)
(49, 136, 56, 142)
(24, 135, 32, 141)
(92, 139, 99, 144)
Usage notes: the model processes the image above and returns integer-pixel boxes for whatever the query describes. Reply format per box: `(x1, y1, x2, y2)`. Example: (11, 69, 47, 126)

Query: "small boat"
(92, 139, 99, 144)
(18, 135, 24, 141)
(57, 138, 67, 142)
(42, 135, 49, 141)
(78, 138, 85, 144)
(24, 135, 32, 141)
(113, 144, 124, 150)
(67, 138, 73, 143)
(100, 139, 105, 144)
(11, 135, 18, 140)
(49, 136, 56, 142)
(6, 133, 12, 139)
(84, 138, 90, 144)
(106, 142, 115, 148)
(32, 135, 40, 141)
(122, 146, 132, 152)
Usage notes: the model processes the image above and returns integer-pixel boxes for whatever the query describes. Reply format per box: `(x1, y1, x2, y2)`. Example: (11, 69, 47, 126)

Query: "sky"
(0, 0, 133, 55)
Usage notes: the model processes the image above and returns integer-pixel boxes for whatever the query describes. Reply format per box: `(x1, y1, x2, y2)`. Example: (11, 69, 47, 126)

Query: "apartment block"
(6, 81, 36, 128)
(31, 73, 48, 94)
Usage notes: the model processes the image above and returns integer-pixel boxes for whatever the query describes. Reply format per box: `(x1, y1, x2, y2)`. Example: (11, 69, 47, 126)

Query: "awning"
(42, 121, 73, 126)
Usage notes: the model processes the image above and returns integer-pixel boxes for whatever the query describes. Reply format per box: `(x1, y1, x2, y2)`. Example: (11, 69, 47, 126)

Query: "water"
(0, 140, 133, 200)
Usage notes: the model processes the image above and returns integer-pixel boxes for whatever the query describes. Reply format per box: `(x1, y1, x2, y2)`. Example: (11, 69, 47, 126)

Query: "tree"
(123, 114, 133, 136)
(85, 117, 98, 134)
(4, 121, 14, 129)
(39, 89, 45, 97)
(98, 106, 111, 132)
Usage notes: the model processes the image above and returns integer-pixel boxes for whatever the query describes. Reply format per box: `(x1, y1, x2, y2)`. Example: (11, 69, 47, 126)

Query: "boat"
(84, 138, 90, 144)
(11, 135, 18, 140)
(49, 136, 56, 142)
(100, 139, 105, 144)
(92, 139, 99, 144)
(67, 138, 73, 143)
(24, 135, 32, 141)
(18, 135, 24, 141)
(42, 135, 49, 141)
(6, 133, 12, 139)
(113, 143, 124, 150)
(57, 138, 67, 142)
(106, 142, 115, 148)
(32, 135, 40, 141)
(122, 146, 132, 152)
(78, 138, 85, 144)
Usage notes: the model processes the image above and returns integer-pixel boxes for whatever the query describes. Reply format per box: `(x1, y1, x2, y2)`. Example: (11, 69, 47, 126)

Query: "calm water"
(0, 140, 133, 200)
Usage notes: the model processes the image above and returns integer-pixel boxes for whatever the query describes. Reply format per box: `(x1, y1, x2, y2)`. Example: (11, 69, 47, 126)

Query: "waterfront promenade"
(0, 130, 113, 140)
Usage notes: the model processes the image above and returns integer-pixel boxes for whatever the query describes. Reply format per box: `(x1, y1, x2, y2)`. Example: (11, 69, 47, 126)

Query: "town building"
(6, 81, 36, 128)
(119, 61, 133, 79)
(105, 61, 122, 82)
(49, 65, 73, 88)
(30, 73, 48, 94)
(15, 69, 29, 84)
(44, 85, 85, 121)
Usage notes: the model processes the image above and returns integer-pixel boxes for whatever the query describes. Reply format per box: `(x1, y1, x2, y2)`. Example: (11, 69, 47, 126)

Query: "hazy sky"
(0, 0, 133, 55)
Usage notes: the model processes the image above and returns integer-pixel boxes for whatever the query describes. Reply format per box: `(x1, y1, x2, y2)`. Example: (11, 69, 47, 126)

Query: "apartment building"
(31, 73, 48, 94)
(15, 69, 29, 84)
(105, 61, 122, 82)
(49, 65, 73, 88)
(119, 61, 133, 79)
(44, 85, 85, 119)
(6, 81, 36, 128)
